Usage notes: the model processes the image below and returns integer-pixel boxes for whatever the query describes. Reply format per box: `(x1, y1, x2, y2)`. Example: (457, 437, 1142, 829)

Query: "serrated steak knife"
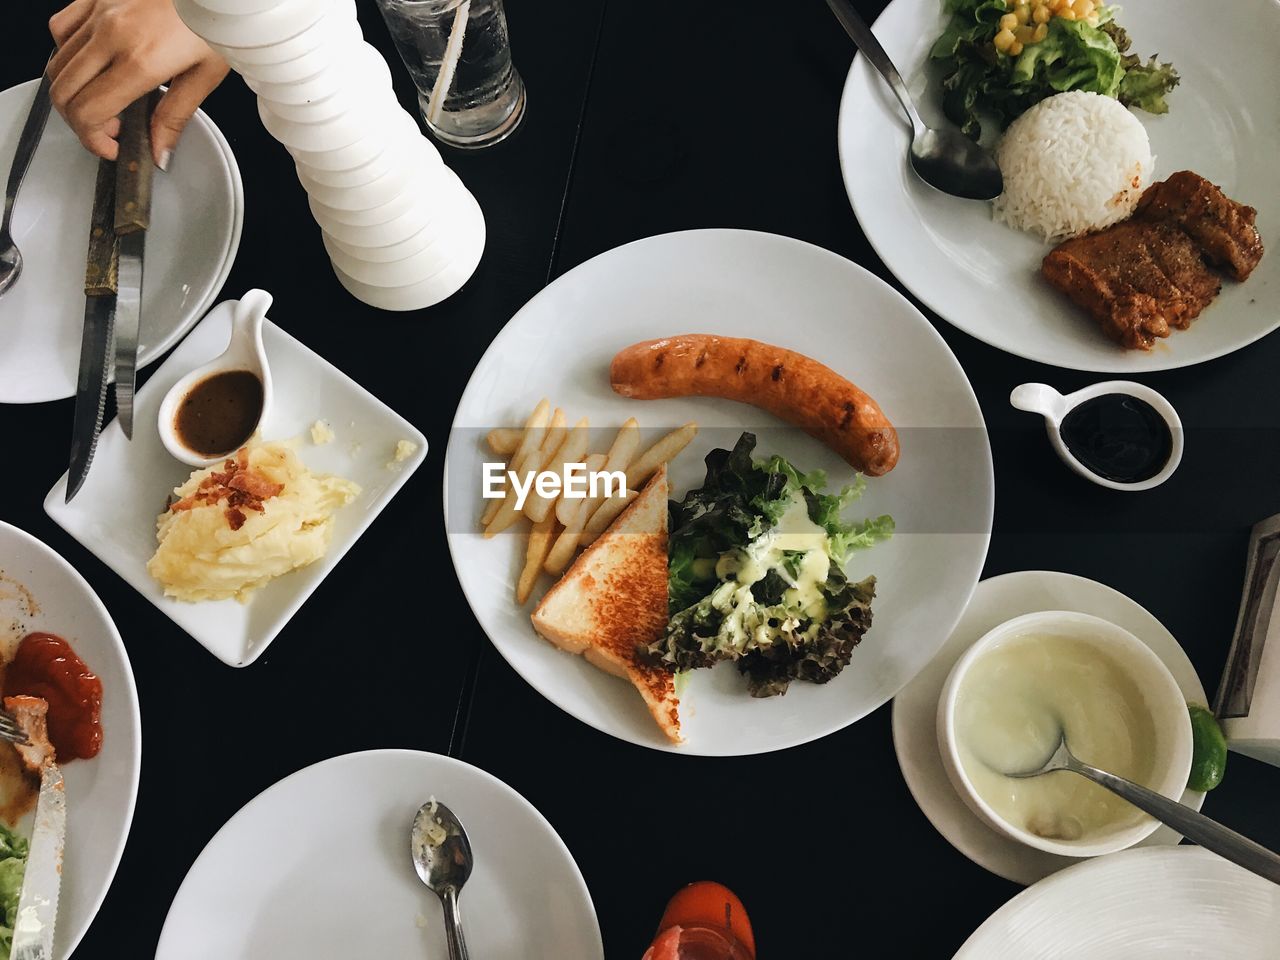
(65, 158, 119, 503)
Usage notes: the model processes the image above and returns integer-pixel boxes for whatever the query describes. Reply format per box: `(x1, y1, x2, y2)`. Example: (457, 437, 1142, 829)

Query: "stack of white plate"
(174, 0, 485, 311)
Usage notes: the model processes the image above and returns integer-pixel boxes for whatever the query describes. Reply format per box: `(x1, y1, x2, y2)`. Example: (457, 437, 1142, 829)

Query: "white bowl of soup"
(937, 611, 1193, 858)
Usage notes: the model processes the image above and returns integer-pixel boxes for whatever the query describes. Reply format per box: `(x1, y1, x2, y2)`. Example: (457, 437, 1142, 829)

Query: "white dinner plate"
(838, 0, 1280, 372)
(0, 521, 141, 958)
(0, 78, 243, 403)
(155, 750, 603, 960)
(893, 570, 1207, 885)
(445, 229, 993, 755)
(954, 846, 1280, 958)
(44, 297, 427, 666)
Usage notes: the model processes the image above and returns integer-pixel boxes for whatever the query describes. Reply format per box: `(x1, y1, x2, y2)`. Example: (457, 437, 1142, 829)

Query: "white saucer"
(892, 570, 1207, 885)
(155, 750, 603, 959)
(0, 79, 242, 403)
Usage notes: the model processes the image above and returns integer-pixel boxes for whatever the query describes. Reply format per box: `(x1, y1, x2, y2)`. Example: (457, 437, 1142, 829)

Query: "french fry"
(486, 427, 522, 455)
(556, 449, 604, 526)
(626, 422, 697, 489)
(479, 400, 549, 528)
(517, 515, 558, 604)
(545, 453, 607, 573)
(526, 417, 588, 523)
(486, 409, 566, 538)
(580, 489, 637, 547)
(558, 417, 641, 539)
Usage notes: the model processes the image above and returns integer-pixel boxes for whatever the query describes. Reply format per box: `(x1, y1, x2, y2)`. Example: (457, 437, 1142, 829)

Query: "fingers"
(48, 0, 94, 47)
(60, 63, 160, 159)
(48, 30, 111, 113)
(151, 55, 228, 169)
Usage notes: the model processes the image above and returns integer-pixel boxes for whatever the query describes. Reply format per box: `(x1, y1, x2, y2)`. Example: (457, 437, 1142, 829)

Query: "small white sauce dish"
(1010, 380, 1183, 491)
(157, 289, 274, 467)
(937, 610, 1193, 859)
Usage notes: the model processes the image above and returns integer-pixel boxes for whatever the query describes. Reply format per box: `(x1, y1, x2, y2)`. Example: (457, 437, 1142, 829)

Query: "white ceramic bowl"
(298, 138, 442, 210)
(937, 610, 1193, 858)
(323, 195, 484, 287)
(309, 169, 477, 247)
(177, 0, 347, 52)
(287, 112, 421, 172)
(242, 39, 388, 110)
(1010, 381, 1184, 492)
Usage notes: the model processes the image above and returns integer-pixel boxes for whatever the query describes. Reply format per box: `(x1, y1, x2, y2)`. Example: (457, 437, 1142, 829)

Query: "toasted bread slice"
(531, 466, 680, 742)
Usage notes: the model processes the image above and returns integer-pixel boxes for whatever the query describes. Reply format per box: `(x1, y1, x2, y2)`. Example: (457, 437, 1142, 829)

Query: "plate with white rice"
(837, 0, 1280, 372)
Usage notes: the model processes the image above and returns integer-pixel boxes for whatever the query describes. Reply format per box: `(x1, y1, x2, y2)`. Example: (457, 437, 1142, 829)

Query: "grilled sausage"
(610, 335, 899, 476)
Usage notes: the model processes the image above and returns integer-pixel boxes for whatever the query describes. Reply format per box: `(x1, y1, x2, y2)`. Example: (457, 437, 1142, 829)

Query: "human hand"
(48, 0, 229, 168)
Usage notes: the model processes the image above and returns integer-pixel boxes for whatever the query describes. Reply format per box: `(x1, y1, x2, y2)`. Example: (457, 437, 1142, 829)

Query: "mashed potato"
(147, 441, 360, 602)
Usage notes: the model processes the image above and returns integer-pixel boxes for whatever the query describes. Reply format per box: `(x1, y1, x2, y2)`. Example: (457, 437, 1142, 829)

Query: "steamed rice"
(993, 91, 1153, 243)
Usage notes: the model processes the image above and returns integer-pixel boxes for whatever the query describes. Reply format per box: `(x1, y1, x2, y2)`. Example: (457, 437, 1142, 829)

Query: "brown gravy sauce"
(174, 369, 263, 456)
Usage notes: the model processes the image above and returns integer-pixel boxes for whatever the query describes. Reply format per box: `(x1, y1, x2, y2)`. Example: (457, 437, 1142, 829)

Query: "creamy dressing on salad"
(710, 500, 832, 652)
(956, 633, 1158, 841)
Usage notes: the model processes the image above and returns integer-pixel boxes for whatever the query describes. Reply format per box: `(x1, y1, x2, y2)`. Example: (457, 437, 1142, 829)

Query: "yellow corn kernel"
(993, 27, 1016, 51)
(1051, 0, 1070, 12)
(1058, 7, 1077, 19)
(1032, 21, 1049, 40)
(999, 12, 1018, 30)
(1033, 3, 1051, 21)
(1014, 24, 1034, 43)
(1074, 0, 1095, 16)
(1014, 4, 1031, 23)
(1008, 39, 1024, 56)
(1085, 12, 1100, 24)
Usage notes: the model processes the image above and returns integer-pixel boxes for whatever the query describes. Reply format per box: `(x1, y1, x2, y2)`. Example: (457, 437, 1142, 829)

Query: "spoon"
(1009, 733, 1280, 885)
(825, 0, 1003, 201)
(157, 289, 274, 467)
(0, 72, 53, 298)
(411, 800, 473, 960)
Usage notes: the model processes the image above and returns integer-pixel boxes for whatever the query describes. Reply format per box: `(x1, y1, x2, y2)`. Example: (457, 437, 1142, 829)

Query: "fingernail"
(157, 149, 172, 172)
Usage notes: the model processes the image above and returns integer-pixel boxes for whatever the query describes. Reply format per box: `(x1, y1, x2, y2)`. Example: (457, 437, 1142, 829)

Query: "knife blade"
(112, 91, 158, 440)
(66, 158, 119, 504)
(10, 763, 66, 960)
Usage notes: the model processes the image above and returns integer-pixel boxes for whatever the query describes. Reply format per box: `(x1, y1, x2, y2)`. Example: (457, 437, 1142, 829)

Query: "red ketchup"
(3, 633, 103, 761)
(642, 882, 756, 960)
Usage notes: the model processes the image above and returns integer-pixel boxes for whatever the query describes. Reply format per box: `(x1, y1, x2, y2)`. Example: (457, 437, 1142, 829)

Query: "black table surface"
(4, 1, 1279, 957)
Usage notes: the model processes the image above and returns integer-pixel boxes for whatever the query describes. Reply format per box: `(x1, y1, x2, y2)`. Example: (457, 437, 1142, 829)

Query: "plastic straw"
(426, 0, 470, 125)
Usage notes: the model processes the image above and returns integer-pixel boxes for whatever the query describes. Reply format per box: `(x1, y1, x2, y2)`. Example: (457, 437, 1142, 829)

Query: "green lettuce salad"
(643, 433, 893, 697)
(931, 0, 1179, 140)
(0, 823, 28, 957)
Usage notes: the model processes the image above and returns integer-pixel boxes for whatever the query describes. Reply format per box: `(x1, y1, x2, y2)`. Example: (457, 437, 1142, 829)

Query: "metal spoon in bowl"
(825, 0, 1003, 201)
(1010, 733, 1280, 885)
(411, 800, 474, 960)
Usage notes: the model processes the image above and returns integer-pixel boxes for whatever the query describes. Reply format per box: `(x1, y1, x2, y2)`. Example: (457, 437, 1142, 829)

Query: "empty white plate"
(838, 0, 1280, 372)
(892, 570, 1207, 885)
(44, 299, 427, 666)
(954, 846, 1280, 958)
(154, 750, 603, 960)
(0, 520, 141, 958)
(0, 79, 243, 403)
(445, 229, 994, 755)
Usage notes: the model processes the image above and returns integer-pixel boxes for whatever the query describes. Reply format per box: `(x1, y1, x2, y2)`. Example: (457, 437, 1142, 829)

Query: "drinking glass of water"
(375, 0, 526, 148)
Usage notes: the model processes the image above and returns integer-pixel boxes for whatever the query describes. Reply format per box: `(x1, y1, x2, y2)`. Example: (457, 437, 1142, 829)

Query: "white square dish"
(45, 302, 427, 666)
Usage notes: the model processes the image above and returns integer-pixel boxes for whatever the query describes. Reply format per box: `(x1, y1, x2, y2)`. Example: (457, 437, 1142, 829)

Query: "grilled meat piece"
(1043, 220, 1221, 350)
(1135, 171, 1264, 281)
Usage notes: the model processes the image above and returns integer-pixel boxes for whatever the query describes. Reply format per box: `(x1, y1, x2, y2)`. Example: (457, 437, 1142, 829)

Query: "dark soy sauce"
(174, 370, 263, 457)
(1060, 393, 1172, 484)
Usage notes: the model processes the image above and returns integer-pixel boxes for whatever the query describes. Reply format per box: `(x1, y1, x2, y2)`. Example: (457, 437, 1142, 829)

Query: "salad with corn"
(930, 0, 1179, 140)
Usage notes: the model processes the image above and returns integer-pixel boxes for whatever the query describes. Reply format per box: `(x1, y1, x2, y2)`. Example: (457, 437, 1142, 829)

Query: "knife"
(112, 91, 158, 440)
(65, 159, 119, 504)
(10, 763, 66, 960)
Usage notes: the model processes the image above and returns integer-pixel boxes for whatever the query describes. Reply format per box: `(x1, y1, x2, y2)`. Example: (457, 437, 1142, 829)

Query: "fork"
(0, 710, 31, 747)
